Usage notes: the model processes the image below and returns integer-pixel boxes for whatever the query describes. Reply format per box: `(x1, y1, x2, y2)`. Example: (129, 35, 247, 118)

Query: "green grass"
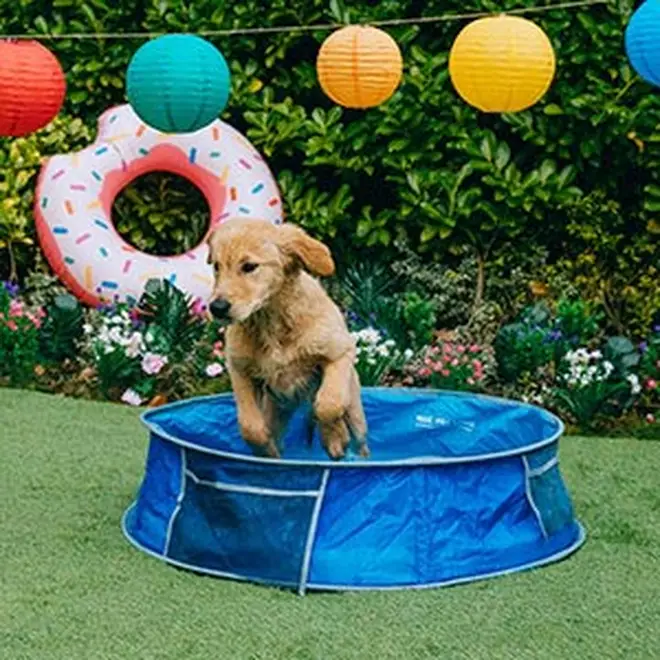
(1, 389, 659, 660)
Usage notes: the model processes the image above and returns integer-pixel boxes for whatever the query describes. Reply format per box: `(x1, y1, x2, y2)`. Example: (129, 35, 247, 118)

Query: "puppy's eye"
(241, 262, 259, 274)
(213, 263, 220, 273)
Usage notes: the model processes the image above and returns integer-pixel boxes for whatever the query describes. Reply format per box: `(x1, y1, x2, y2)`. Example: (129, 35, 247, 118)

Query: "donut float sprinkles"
(34, 103, 283, 307)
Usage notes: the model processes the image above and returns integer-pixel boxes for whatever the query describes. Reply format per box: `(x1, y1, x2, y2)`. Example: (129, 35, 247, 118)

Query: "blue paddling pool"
(122, 388, 585, 593)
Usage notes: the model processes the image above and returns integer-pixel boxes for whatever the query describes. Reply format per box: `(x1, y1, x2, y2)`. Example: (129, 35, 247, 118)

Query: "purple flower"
(639, 341, 648, 353)
(2, 281, 19, 298)
(653, 324, 660, 334)
(546, 329, 563, 342)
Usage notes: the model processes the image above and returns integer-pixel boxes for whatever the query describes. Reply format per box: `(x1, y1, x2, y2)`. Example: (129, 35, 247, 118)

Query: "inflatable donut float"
(34, 103, 283, 307)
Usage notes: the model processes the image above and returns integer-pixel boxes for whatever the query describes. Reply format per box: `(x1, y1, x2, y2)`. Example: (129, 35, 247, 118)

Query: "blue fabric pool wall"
(123, 389, 585, 592)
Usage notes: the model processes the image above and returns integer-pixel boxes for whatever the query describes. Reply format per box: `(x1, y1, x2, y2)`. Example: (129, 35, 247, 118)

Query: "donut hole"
(113, 172, 210, 256)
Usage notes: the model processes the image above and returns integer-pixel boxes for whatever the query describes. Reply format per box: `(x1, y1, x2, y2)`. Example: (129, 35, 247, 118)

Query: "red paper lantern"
(0, 40, 66, 137)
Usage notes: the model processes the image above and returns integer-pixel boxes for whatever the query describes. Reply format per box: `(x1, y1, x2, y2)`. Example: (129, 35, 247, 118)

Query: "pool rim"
(139, 387, 565, 468)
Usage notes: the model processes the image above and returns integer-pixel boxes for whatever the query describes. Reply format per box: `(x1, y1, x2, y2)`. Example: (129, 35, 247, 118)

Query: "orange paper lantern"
(0, 40, 66, 137)
(448, 16, 555, 113)
(316, 26, 403, 109)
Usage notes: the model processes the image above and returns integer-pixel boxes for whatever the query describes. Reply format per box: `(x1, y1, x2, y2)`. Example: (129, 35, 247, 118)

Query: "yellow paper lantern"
(448, 15, 556, 113)
(316, 25, 403, 109)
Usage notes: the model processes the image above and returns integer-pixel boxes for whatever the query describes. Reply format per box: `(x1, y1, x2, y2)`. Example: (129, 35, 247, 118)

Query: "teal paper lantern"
(625, 0, 660, 87)
(127, 34, 231, 133)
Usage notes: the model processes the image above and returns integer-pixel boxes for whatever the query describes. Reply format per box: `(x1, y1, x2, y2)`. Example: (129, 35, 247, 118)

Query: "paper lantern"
(316, 26, 403, 109)
(127, 34, 231, 133)
(625, 0, 660, 87)
(0, 40, 66, 137)
(448, 16, 556, 113)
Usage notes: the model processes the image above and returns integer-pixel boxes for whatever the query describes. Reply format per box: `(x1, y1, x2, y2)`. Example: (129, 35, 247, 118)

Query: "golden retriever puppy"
(206, 217, 368, 460)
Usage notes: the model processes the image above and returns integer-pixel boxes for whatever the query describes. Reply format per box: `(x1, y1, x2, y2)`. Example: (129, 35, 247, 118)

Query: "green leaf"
(543, 104, 564, 116)
(420, 226, 437, 243)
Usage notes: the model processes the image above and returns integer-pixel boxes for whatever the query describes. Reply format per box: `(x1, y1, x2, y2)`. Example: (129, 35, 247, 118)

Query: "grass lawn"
(1, 389, 659, 660)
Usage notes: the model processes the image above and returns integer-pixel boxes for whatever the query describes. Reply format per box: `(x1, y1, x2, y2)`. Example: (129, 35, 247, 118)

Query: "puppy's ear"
(278, 224, 335, 277)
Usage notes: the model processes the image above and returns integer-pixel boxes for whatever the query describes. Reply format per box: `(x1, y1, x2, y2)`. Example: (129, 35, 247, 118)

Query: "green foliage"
(0, 286, 42, 385)
(114, 174, 209, 255)
(38, 294, 84, 363)
(495, 304, 555, 384)
(495, 298, 604, 384)
(604, 336, 640, 379)
(0, 0, 657, 336)
(553, 380, 630, 431)
(336, 263, 436, 352)
(137, 278, 206, 359)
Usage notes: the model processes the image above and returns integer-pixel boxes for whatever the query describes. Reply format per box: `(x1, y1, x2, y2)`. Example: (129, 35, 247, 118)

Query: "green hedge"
(0, 0, 658, 333)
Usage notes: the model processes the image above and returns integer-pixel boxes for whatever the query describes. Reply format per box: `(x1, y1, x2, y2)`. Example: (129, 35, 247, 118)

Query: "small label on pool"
(415, 415, 476, 432)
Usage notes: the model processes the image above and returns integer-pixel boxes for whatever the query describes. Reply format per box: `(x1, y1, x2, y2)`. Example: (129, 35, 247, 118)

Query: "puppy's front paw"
(238, 416, 279, 458)
(320, 419, 350, 461)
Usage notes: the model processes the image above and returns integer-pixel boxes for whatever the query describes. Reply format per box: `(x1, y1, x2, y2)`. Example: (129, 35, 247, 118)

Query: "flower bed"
(1, 278, 657, 438)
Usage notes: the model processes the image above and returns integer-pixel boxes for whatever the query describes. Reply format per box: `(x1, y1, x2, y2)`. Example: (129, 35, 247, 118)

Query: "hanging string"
(0, 0, 608, 40)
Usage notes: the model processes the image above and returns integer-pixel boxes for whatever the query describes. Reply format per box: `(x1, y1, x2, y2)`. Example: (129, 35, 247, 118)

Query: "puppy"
(206, 217, 368, 460)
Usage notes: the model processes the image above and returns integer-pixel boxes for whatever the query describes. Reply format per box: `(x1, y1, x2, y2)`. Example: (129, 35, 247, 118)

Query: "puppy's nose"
(209, 298, 231, 320)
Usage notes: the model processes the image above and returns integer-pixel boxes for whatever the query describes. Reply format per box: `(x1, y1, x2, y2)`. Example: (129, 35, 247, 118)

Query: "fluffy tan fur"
(207, 218, 368, 460)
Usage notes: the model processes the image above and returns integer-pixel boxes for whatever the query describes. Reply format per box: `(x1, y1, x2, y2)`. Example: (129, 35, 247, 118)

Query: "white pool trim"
(140, 388, 566, 469)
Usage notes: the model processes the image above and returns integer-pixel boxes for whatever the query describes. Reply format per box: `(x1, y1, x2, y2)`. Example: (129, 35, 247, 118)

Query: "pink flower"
(441, 369, 450, 377)
(9, 299, 24, 317)
(430, 346, 440, 355)
(443, 343, 453, 354)
(36, 307, 46, 319)
(121, 389, 143, 406)
(472, 359, 483, 370)
(424, 357, 433, 367)
(141, 353, 168, 375)
(451, 358, 459, 367)
(418, 367, 432, 378)
(456, 344, 466, 354)
(205, 363, 224, 378)
(467, 377, 475, 386)
(27, 313, 41, 329)
(433, 362, 445, 372)
(191, 297, 206, 317)
(469, 344, 480, 353)
(646, 413, 656, 424)
(6, 320, 18, 331)
(646, 379, 657, 391)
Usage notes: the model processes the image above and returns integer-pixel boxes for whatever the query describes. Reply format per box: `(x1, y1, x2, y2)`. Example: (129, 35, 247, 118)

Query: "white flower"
(403, 349, 414, 360)
(205, 363, 224, 378)
(603, 361, 614, 377)
(125, 332, 145, 358)
(627, 374, 641, 395)
(121, 388, 143, 406)
(590, 350, 603, 360)
(108, 327, 124, 344)
(83, 324, 93, 335)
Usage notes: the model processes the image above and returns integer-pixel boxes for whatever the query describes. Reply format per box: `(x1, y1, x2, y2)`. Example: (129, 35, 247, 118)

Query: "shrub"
(0, 282, 44, 385)
(38, 294, 84, 363)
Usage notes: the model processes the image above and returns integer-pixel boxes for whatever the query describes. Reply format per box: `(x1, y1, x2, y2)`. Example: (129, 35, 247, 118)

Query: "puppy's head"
(206, 218, 334, 323)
